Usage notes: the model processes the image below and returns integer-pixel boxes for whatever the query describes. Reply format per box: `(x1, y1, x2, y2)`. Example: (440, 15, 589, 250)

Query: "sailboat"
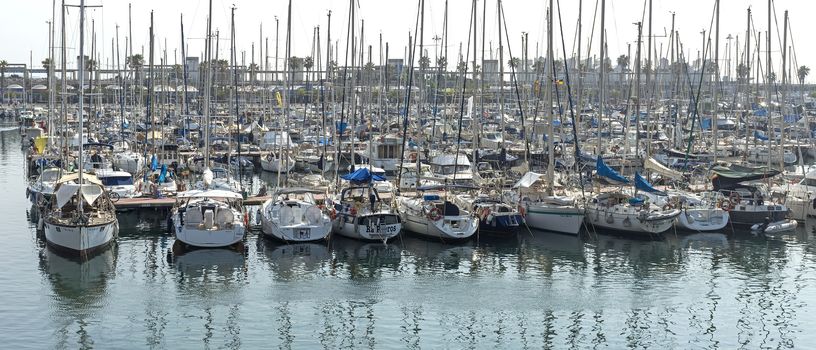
(170, 0, 245, 249)
(584, 157, 680, 235)
(397, 184, 478, 241)
(43, 172, 119, 253)
(512, 172, 585, 235)
(43, 1, 118, 254)
(259, 188, 332, 242)
(330, 168, 402, 242)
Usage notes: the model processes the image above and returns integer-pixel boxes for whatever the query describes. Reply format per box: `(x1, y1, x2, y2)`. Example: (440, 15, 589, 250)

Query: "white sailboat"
(512, 172, 585, 235)
(42, 2, 118, 254)
(330, 169, 402, 242)
(397, 185, 478, 241)
(260, 188, 332, 242)
(43, 173, 119, 253)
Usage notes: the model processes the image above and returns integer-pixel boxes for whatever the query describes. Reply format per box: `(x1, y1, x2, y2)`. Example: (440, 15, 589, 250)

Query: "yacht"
(43, 172, 118, 253)
(259, 188, 332, 242)
(330, 168, 402, 242)
(170, 189, 246, 248)
(397, 185, 478, 241)
(512, 172, 585, 235)
(95, 169, 140, 199)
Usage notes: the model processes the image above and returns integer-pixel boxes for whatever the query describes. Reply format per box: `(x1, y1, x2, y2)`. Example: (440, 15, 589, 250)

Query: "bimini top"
(341, 167, 386, 183)
(56, 172, 103, 186)
(177, 189, 243, 200)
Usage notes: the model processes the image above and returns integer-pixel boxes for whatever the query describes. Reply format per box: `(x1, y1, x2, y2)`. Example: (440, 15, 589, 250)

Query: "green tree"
(0, 60, 8, 103)
(42, 58, 52, 70)
(797, 65, 810, 84)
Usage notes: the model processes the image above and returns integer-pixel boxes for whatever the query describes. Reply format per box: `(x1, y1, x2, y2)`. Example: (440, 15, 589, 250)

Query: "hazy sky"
(2, 0, 814, 81)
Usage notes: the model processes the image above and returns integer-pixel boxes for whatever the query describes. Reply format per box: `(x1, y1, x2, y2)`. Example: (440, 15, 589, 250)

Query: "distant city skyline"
(1, 0, 813, 82)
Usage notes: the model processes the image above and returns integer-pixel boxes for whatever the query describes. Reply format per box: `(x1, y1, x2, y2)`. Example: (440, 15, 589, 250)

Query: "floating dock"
(115, 195, 273, 211)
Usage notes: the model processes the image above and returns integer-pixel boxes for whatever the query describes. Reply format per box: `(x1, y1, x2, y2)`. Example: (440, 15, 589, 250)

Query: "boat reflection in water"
(329, 235, 402, 278)
(257, 239, 330, 281)
(38, 245, 117, 349)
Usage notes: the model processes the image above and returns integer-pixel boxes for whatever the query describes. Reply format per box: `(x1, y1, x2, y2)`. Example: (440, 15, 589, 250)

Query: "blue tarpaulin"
(341, 167, 386, 183)
(701, 118, 712, 130)
(335, 121, 348, 133)
(754, 130, 769, 141)
(596, 156, 630, 184)
(150, 154, 158, 171)
(159, 164, 168, 183)
(635, 172, 666, 196)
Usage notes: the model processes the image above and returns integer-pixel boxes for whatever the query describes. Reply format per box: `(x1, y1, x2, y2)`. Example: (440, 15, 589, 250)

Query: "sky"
(2, 0, 815, 82)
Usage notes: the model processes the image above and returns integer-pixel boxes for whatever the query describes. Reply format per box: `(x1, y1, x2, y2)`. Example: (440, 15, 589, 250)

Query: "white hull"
(260, 156, 295, 173)
(674, 208, 729, 232)
(332, 213, 401, 241)
(173, 210, 245, 248)
(43, 220, 117, 253)
(585, 205, 679, 234)
(523, 204, 585, 235)
(260, 201, 332, 242)
(400, 211, 478, 240)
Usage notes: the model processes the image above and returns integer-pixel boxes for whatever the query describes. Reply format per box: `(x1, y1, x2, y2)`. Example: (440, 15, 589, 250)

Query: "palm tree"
(532, 58, 545, 74)
(42, 58, 52, 70)
(616, 54, 628, 84)
(85, 58, 97, 91)
(363, 61, 375, 82)
(0, 60, 8, 103)
(288, 56, 303, 82)
(736, 63, 749, 84)
(797, 65, 810, 85)
(127, 54, 145, 96)
(172, 64, 182, 84)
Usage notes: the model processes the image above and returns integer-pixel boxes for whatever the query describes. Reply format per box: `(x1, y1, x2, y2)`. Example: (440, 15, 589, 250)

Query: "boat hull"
(675, 208, 729, 232)
(523, 204, 585, 235)
(585, 206, 679, 235)
(401, 212, 478, 240)
(332, 213, 401, 241)
(43, 219, 117, 253)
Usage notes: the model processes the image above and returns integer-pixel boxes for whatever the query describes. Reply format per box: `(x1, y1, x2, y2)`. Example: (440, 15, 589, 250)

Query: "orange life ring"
(427, 207, 442, 221)
(518, 205, 526, 217)
(720, 199, 731, 211)
(330, 208, 337, 220)
(408, 152, 417, 161)
(244, 211, 249, 226)
(349, 207, 357, 216)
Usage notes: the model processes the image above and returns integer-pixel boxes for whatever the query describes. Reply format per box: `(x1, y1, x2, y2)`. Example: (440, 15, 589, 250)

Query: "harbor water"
(2, 125, 816, 349)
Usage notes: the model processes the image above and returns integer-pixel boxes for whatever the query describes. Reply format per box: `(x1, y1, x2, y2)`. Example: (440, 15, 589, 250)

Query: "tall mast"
(713, 0, 719, 164)
(546, 0, 554, 195)
(203, 0, 213, 169)
(597, 0, 605, 194)
(78, 0, 87, 210)
(780, 10, 788, 171)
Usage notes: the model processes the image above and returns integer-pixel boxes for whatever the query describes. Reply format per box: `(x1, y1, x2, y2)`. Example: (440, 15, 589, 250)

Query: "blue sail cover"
(341, 168, 386, 183)
(754, 130, 769, 141)
(635, 172, 666, 196)
(150, 154, 158, 171)
(596, 156, 630, 184)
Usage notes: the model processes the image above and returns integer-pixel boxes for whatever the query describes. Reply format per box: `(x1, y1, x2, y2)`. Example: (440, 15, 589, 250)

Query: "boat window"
(804, 178, 816, 187)
(100, 176, 133, 186)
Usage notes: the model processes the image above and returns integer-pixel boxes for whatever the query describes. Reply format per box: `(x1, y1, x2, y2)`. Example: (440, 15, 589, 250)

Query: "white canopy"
(512, 172, 545, 189)
(644, 157, 684, 180)
(55, 183, 104, 209)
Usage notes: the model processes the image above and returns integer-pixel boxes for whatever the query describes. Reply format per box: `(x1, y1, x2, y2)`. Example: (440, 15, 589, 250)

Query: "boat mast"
(547, 0, 555, 195)
(766, 0, 772, 173)
(713, 0, 720, 164)
(597, 0, 606, 194)
(77, 0, 87, 216)
(203, 0, 213, 171)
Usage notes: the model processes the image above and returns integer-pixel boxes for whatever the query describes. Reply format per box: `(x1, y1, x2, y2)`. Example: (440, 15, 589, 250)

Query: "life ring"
(244, 211, 249, 226)
(517, 205, 526, 218)
(349, 207, 357, 216)
(427, 207, 442, 221)
(729, 192, 741, 205)
(720, 199, 731, 211)
(408, 152, 417, 162)
(266, 153, 274, 162)
(330, 208, 337, 220)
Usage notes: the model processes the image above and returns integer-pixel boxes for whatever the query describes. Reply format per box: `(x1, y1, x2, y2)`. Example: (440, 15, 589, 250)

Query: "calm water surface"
(1, 126, 815, 349)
